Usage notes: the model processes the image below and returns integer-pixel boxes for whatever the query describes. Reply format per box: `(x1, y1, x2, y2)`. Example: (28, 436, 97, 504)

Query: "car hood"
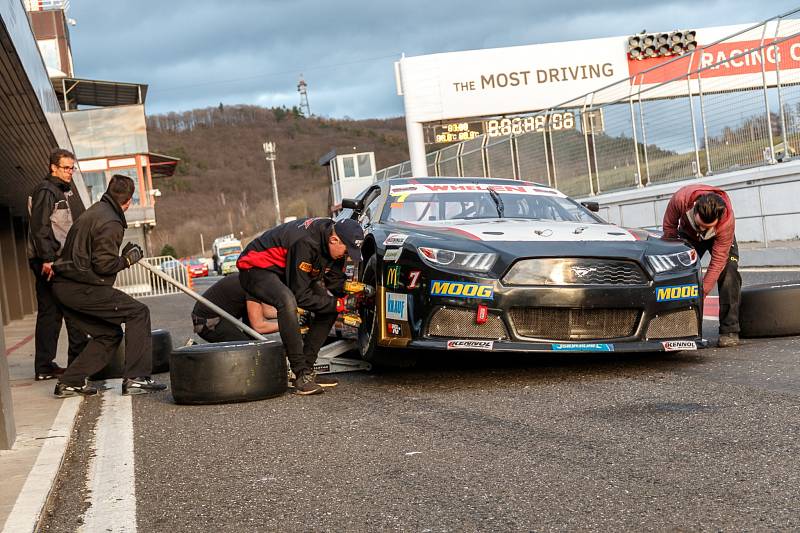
(394, 219, 639, 243)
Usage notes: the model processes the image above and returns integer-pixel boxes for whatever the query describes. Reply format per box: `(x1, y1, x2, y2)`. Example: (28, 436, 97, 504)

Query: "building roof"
(318, 145, 375, 166)
(55, 77, 148, 108)
(148, 152, 180, 178)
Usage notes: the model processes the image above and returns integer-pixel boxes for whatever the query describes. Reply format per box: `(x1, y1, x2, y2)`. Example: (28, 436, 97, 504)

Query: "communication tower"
(297, 74, 311, 117)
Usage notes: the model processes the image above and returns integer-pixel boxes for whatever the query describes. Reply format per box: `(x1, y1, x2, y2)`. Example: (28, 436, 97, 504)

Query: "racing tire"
(739, 280, 800, 338)
(169, 340, 287, 405)
(151, 329, 172, 374)
(358, 255, 417, 368)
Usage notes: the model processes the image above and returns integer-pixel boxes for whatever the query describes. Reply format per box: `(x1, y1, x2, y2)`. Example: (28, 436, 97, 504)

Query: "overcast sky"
(67, 0, 799, 119)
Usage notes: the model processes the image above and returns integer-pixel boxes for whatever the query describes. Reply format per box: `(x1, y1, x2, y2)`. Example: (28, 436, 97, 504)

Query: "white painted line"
(80, 381, 137, 533)
(2, 397, 81, 533)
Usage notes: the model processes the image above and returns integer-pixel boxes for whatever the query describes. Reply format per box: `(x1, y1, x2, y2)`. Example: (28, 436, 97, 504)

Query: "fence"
(377, 9, 800, 199)
(114, 255, 191, 298)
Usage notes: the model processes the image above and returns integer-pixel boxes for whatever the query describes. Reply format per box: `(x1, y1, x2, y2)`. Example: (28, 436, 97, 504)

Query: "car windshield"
(382, 183, 600, 224)
(222, 255, 238, 263)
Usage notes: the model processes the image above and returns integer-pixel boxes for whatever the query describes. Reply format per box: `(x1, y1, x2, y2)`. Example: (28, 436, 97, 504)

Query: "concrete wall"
(585, 160, 800, 244)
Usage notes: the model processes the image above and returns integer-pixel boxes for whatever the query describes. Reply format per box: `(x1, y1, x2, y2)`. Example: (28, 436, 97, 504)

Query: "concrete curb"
(1, 397, 81, 533)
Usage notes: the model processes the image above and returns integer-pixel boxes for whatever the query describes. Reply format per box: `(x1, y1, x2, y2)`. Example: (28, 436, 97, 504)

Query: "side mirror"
(342, 198, 364, 212)
(581, 201, 600, 212)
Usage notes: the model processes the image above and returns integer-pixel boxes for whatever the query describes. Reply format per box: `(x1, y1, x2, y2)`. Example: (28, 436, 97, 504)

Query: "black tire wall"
(151, 329, 173, 374)
(739, 281, 800, 338)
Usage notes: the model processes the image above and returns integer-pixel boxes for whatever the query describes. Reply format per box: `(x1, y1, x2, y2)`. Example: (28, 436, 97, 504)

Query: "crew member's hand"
(41, 262, 54, 281)
(122, 242, 144, 266)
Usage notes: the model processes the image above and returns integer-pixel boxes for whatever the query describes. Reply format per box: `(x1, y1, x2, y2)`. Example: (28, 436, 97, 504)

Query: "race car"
(340, 177, 703, 364)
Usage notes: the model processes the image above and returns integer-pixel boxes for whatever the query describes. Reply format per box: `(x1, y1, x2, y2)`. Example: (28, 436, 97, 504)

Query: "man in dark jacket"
(51, 174, 166, 397)
(237, 217, 364, 395)
(191, 272, 278, 343)
(662, 183, 741, 347)
(27, 148, 88, 380)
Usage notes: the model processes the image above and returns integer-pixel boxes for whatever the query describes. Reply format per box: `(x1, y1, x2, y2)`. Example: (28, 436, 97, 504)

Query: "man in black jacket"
(51, 174, 166, 397)
(27, 148, 88, 381)
(237, 217, 364, 395)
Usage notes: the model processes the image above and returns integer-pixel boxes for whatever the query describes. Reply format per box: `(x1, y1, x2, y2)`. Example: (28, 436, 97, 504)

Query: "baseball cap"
(334, 219, 365, 262)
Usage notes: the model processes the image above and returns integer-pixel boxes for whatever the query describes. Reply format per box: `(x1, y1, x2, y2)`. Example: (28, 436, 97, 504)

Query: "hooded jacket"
(27, 174, 86, 264)
(237, 217, 346, 313)
(662, 184, 735, 296)
(53, 192, 130, 286)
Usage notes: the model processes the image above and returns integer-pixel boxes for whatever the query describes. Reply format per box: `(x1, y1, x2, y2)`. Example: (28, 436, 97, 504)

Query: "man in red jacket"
(662, 184, 741, 347)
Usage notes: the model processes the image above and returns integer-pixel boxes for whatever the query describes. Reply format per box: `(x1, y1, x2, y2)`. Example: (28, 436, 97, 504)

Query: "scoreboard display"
(425, 111, 578, 145)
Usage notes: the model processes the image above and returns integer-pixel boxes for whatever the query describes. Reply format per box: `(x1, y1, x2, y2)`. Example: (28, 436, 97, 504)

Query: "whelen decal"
(551, 343, 614, 352)
(430, 280, 493, 299)
(446, 339, 494, 351)
(385, 292, 408, 321)
(383, 233, 409, 247)
(661, 340, 697, 351)
(383, 248, 402, 262)
(656, 284, 699, 302)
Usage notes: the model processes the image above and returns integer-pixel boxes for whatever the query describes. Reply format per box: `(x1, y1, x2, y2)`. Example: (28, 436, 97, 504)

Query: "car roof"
(385, 176, 553, 190)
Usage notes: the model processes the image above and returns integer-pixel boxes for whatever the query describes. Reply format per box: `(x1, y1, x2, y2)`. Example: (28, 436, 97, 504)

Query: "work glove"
(122, 242, 144, 267)
(336, 295, 359, 314)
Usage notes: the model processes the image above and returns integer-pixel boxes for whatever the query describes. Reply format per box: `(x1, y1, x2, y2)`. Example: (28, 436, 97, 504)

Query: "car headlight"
(647, 249, 698, 274)
(417, 247, 497, 272)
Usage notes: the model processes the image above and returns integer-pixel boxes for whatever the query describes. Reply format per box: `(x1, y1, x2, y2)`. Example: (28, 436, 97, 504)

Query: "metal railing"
(383, 8, 800, 197)
(114, 255, 191, 298)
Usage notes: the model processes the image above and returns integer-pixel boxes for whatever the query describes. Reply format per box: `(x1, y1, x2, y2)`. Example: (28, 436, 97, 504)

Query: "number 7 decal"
(408, 270, 421, 289)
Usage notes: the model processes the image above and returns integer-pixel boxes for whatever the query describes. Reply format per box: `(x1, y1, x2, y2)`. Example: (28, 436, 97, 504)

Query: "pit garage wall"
(585, 160, 800, 252)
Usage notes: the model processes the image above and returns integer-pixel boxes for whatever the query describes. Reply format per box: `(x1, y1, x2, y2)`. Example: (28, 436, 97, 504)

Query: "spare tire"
(740, 280, 800, 338)
(151, 329, 173, 374)
(170, 340, 287, 405)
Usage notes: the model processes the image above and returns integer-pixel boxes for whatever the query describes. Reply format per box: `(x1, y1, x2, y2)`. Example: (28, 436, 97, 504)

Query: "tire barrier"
(169, 340, 287, 405)
(151, 329, 173, 374)
(739, 281, 800, 338)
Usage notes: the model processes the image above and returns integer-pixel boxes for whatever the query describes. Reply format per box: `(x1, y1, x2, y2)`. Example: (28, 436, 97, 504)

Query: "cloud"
(68, 0, 800, 118)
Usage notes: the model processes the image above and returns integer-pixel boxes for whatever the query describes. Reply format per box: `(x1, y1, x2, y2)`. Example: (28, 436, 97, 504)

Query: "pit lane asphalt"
(59, 272, 800, 531)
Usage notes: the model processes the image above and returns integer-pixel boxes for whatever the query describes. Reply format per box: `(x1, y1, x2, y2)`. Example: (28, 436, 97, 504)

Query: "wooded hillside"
(146, 105, 408, 256)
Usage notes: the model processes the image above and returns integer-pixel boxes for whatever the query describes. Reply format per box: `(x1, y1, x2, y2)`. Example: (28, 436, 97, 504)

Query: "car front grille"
(503, 258, 649, 286)
(508, 307, 640, 340)
(426, 307, 508, 339)
(646, 309, 699, 339)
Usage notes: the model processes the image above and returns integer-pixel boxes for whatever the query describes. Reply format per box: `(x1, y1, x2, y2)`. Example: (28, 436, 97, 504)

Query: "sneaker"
(54, 382, 98, 398)
(717, 332, 740, 348)
(122, 377, 167, 395)
(311, 371, 339, 388)
(36, 365, 66, 381)
(292, 371, 324, 395)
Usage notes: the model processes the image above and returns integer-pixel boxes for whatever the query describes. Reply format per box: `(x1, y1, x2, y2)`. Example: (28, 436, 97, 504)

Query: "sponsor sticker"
(551, 343, 614, 352)
(661, 340, 697, 351)
(446, 339, 494, 351)
(383, 248, 402, 262)
(298, 261, 313, 273)
(386, 265, 402, 289)
(383, 233, 409, 247)
(407, 270, 421, 289)
(656, 284, 699, 302)
(390, 183, 562, 197)
(385, 292, 408, 321)
(430, 280, 494, 299)
(387, 323, 402, 336)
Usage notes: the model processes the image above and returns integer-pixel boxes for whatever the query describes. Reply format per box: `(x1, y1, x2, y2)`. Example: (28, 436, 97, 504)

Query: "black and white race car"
(340, 177, 702, 364)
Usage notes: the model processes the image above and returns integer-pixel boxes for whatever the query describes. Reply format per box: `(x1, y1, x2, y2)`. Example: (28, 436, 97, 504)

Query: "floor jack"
(139, 262, 371, 375)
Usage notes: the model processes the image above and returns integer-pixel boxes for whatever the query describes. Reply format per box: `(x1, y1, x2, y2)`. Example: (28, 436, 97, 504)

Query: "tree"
(160, 244, 178, 258)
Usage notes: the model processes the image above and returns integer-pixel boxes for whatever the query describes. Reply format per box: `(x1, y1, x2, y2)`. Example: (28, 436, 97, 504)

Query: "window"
(107, 168, 141, 205)
(357, 154, 372, 177)
(342, 156, 356, 178)
(82, 171, 107, 205)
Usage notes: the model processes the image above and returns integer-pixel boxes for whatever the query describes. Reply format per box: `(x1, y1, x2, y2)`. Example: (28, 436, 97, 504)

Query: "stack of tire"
(739, 281, 800, 338)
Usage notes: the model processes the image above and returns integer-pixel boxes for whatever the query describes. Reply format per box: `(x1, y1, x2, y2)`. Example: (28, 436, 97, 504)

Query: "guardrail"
(114, 255, 191, 298)
(377, 8, 800, 201)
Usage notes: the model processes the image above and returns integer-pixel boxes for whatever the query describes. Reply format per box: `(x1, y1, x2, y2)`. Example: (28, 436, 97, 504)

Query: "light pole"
(263, 142, 281, 227)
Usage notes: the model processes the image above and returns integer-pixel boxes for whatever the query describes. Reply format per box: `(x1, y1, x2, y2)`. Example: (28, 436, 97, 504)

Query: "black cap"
(333, 219, 365, 262)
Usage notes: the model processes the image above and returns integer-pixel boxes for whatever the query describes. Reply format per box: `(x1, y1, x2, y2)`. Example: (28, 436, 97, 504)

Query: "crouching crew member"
(662, 184, 741, 347)
(237, 218, 364, 395)
(51, 175, 167, 397)
(191, 272, 279, 342)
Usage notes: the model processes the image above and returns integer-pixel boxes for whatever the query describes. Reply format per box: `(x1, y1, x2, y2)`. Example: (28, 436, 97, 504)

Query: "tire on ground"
(170, 340, 287, 404)
(151, 329, 173, 374)
(739, 280, 800, 338)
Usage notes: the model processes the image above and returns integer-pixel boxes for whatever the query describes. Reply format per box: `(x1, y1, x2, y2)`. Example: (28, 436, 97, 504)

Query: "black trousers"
(687, 234, 742, 334)
(30, 263, 88, 373)
(193, 314, 251, 343)
(52, 281, 153, 386)
(239, 268, 337, 375)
